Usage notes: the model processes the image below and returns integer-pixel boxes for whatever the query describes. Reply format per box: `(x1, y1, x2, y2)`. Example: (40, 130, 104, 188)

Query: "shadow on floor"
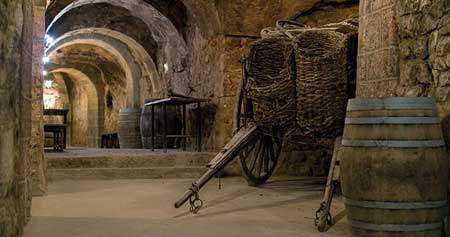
(192, 193, 321, 219)
(174, 178, 325, 219)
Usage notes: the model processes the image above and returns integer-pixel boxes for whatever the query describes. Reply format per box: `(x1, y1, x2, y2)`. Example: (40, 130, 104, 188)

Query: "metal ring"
(349, 220, 442, 232)
(345, 117, 439, 125)
(341, 139, 445, 148)
(345, 198, 447, 210)
(347, 97, 437, 111)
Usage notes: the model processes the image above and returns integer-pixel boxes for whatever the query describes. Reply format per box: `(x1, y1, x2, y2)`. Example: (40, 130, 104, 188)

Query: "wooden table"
(44, 124, 67, 152)
(144, 96, 207, 152)
(44, 109, 69, 152)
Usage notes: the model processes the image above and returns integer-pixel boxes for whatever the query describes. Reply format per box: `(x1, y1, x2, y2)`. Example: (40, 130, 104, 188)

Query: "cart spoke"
(265, 139, 272, 174)
(249, 138, 262, 173)
(235, 69, 283, 186)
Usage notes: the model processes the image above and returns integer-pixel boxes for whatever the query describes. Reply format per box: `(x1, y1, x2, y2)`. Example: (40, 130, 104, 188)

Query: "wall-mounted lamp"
(43, 93, 56, 109)
(44, 80, 53, 89)
(164, 63, 169, 73)
(44, 34, 54, 48)
(44, 76, 53, 89)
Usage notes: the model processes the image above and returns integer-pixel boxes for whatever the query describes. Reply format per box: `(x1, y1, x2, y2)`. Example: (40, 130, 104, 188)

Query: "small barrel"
(340, 97, 448, 237)
(118, 108, 142, 149)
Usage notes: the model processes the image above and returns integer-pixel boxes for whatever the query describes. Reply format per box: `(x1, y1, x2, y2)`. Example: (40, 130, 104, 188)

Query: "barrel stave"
(341, 148, 447, 201)
(118, 108, 142, 149)
(347, 109, 437, 118)
(343, 124, 443, 140)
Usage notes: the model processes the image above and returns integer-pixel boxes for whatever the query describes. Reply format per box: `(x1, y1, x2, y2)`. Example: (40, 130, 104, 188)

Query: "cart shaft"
(174, 125, 258, 209)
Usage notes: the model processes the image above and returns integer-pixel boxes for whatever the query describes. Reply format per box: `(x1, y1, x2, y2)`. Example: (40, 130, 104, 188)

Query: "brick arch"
(51, 28, 164, 100)
(46, 0, 188, 93)
(46, 35, 142, 108)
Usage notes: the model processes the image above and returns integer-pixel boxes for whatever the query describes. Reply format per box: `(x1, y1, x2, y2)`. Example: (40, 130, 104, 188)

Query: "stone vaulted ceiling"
(44, 0, 190, 108)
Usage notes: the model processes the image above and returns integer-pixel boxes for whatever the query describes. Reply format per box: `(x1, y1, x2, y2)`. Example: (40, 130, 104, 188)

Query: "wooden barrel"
(118, 108, 142, 149)
(140, 99, 180, 149)
(340, 97, 448, 237)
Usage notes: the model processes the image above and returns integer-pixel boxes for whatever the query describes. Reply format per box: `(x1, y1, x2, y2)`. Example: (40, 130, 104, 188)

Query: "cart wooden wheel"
(239, 129, 282, 186)
(234, 62, 283, 186)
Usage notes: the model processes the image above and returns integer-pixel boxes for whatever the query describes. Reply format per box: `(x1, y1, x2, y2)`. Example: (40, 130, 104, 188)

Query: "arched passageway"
(48, 68, 100, 147)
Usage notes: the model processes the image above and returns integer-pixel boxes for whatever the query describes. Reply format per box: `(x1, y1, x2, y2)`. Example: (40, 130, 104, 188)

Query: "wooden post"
(183, 104, 187, 151)
(151, 105, 155, 151)
(63, 127, 67, 149)
(63, 110, 68, 149)
(197, 102, 201, 152)
(163, 103, 168, 153)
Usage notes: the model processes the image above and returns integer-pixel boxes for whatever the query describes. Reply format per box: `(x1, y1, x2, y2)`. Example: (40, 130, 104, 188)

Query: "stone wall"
(31, 2, 47, 197)
(68, 80, 90, 147)
(357, 0, 450, 145)
(356, 0, 400, 97)
(357, 0, 450, 99)
(0, 0, 34, 236)
(396, 0, 450, 97)
(397, 0, 450, 145)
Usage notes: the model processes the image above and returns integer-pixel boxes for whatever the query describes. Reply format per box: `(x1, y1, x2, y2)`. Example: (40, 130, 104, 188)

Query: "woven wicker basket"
(247, 37, 296, 133)
(293, 30, 349, 138)
(246, 23, 356, 142)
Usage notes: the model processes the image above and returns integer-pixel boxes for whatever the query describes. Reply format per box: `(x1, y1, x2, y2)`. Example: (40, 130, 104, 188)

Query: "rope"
(261, 19, 309, 39)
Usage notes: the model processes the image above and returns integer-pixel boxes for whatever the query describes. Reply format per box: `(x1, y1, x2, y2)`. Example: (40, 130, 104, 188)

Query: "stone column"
(0, 0, 34, 235)
(356, 0, 400, 97)
(19, 0, 34, 228)
(30, 2, 47, 196)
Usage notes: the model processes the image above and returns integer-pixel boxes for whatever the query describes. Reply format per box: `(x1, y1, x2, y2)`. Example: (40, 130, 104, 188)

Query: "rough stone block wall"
(357, 0, 450, 145)
(356, 0, 400, 97)
(0, 0, 34, 236)
(69, 83, 90, 147)
(396, 0, 450, 145)
(31, 3, 47, 196)
(357, 0, 450, 99)
(396, 0, 450, 98)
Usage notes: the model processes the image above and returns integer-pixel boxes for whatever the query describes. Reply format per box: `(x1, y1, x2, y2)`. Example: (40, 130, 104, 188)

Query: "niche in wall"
(106, 91, 113, 110)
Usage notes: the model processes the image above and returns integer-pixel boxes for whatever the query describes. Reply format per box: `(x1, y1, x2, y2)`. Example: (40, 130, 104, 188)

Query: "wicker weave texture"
(247, 38, 296, 133)
(247, 26, 355, 140)
(294, 30, 349, 138)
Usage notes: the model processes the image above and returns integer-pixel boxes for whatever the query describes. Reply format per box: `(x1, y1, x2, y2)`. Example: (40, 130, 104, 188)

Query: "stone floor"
(45, 147, 215, 158)
(45, 148, 224, 180)
(24, 177, 349, 237)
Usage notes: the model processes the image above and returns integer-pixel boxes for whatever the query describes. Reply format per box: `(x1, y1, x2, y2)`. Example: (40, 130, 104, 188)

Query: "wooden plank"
(316, 137, 343, 232)
(207, 125, 257, 169)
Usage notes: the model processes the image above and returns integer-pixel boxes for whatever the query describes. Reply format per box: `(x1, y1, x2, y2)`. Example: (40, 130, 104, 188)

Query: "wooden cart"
(174, 20, 357, 214)
(173, 68, 284, 213)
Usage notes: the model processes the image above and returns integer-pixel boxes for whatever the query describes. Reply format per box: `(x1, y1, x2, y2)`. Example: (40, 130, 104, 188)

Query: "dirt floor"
(24, 177, 349, 237)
